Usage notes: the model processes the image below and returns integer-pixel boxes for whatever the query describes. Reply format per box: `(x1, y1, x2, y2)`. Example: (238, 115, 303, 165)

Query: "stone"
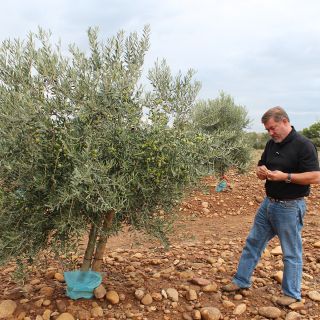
(134, 289, 145, 301)
(54, 272, 65, 282)
(94, 284, 106, 299)
(222, 300, 235, 308)
(35, 298, 44, 307)
(42, 309, 52, 320)
(202, 201, 209, 208)
(307, 290, 320, 301)
(76, 308, 91, 320)
(258, 306, 282, 318)
(289, 301, 305, 311)
(206, 257, 216, 265)
(200, 307, 222, 320)
(186, 289, 197, 301)
(39, 286, 54, 297)
(4, 287, 25, 299)
(56, 300, 67, 313)
(271, 246, 282, 255)
(202, 283, 218, 292)
(17, 311, 27, 320)
(151, 292, 162, 301)
(56, 313, 75, 320)
(313, 241, 320, 248)
(274, 271, 283, 283)
(141, 293, 153, 305)
(42, 300, 51, 306)
(192, 309, 201, 319)
(166, 288, 179, 302)
(0, 300, 17, 319)
(30, 279, 41, 285)
(233, 303, 246, 315)
(285, 311, 301, 320)
(106, 290, 120, 304)
(179, 271, 195, 280)
(91, 306, 103, 317)
(190, 277, 211, 286)
(182, 313, 192, 320)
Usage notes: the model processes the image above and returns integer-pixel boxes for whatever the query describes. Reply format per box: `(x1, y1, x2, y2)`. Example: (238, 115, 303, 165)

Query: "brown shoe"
(221, 282, 241, 292)
(276, 295, 298, 306)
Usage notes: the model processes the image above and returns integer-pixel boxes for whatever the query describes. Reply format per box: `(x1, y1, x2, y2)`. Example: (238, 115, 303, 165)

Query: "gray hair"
(261, 106, 290, 124)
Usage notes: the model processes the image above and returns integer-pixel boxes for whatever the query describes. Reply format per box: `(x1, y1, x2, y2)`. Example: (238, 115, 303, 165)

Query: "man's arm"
(266, 170, 320, 185)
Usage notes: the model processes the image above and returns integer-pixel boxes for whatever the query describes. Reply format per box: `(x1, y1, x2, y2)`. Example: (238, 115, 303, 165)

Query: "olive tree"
(0, 27, 210, 271)
(301, 121, 320, 147)
(191, 91, 252, 174)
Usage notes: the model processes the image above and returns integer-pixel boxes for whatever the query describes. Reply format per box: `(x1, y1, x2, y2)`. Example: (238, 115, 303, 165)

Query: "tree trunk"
(92, 210, 115, 272)
(81, 223, 98, 271)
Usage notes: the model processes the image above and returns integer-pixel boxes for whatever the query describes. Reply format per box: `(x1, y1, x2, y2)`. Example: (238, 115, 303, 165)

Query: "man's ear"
(282, 118, 289, 125)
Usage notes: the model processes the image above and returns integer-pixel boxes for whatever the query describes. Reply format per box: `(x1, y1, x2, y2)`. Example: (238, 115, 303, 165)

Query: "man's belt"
(267, 196, 304, 203)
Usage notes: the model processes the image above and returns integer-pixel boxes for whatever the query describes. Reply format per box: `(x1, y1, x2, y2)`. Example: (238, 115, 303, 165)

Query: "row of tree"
(0, 27, 252, 272)
(246, 122, 320, 150)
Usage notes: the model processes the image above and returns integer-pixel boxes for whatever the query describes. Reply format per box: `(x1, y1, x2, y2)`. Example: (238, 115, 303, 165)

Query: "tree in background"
(246, 131, 270, 149)
(0, 27, 252, 272)
(191, 92, 252, 174)
(301, 121, 320, 147)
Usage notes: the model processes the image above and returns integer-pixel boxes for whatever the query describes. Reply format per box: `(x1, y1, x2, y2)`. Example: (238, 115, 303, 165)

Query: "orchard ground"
(1, 161, 320, 319)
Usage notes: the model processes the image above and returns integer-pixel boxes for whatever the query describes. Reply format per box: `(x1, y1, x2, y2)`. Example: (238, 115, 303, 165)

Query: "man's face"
(264, 117, 289, 143)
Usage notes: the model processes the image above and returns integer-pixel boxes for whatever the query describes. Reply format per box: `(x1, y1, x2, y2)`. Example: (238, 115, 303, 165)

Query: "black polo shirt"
(258, 127, 320, 199)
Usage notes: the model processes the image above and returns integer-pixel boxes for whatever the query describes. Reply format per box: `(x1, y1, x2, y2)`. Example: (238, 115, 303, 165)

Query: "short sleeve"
(298, 141, 320, 172)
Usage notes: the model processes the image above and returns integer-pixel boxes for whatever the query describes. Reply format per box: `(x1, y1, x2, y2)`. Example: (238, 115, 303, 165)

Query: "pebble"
(190, 277, 211, 286)
(285, 311, 301, 320)
(0, 300, 17, 319)
(202, 283, 218, 292)
(233, 303, 246, 315)
(200, 307, 222, 320)
(273, 271, 283, 283)
(313, 241, 320, 248)
(307, 290, 320, 301)
(39, 286, 54, 297)
(258, 306, 281, 318)
(271, 246, 282, 255)
(42, 309, 51, 320)
(186, 289, 197, 301)
(289, 301, 305, 311)
(222, 300, 235, 308)
(141, 293, 153, 305)
(192, 309, 201, 319)
(56, 313, 75, 320)
(56, 300, 67, 313)
(166, 288, 179, 302)
(106, 290, 120, 304)
(54, 272, 65, 282)
(94, 284, 106, 299)
(135, 289, 145, 301)
(91, 306, 103, 317)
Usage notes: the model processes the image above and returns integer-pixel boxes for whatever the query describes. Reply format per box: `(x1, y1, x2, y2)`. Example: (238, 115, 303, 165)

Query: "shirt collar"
(277, 126, 296, 146)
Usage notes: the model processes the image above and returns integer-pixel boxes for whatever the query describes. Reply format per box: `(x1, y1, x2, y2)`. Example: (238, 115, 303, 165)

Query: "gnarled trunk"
(81, 223, 98, 271)
(92, 210, 115, 272)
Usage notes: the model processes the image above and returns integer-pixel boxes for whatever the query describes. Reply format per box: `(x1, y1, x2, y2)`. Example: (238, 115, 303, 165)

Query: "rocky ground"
(1, 168, 320, 320)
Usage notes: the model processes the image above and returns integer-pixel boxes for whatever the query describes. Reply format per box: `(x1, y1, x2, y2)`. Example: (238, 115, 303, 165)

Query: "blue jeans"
(232, 197, 306, 299)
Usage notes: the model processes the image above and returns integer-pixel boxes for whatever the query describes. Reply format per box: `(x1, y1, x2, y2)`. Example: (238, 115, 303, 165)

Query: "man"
(222, 106, 320, 306)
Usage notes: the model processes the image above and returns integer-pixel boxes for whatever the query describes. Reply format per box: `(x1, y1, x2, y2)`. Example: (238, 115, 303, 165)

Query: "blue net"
(64, 270, 102, 300)
(215, 179, 228, 192)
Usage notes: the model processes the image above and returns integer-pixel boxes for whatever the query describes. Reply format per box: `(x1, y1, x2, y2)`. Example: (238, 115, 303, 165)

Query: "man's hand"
(256, 165, 268, 180)
(265, 170, 287, 181)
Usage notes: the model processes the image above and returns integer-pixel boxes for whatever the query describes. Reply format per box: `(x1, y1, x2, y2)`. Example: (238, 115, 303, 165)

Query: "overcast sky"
(1, 0, 320, 131)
